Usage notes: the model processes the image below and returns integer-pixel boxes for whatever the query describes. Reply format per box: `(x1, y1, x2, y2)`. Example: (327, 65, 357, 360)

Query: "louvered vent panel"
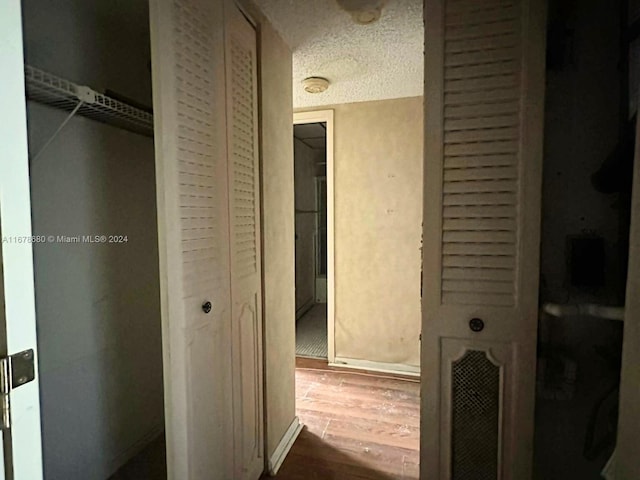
(230, 37, 258, 278)
(451, 350, 501, 480)
(441, 0, 521, 307)
(174, 0, 219, 298)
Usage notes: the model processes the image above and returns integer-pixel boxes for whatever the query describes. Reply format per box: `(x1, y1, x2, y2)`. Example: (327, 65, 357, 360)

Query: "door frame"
(314, 175, 327, 304)
(293, 110, 335, 362)
(614, 105, 640, 479)
(0, 1, 45, 478)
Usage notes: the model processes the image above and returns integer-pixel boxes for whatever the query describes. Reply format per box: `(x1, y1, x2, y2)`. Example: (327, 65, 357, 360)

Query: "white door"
(421, 0, 547, 478)
(615, 109, 640, 479)
(0, 1, 44, 478)
(150, 0, 263, 478)
(224, 3, 264, 479)
(149, 0, 234, 477)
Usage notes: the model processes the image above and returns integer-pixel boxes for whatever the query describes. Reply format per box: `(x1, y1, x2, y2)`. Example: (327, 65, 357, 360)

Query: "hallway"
(295, 304, 328, 359)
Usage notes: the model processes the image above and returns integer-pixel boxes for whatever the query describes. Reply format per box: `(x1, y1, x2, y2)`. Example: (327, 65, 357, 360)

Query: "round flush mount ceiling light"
(302, 77, 330, 94)
(352, 9, 380, 24)
(336, 0, 387, 25)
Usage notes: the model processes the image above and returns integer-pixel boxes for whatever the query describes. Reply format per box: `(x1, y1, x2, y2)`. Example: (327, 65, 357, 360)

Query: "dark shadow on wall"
(534, 0, 628, 478)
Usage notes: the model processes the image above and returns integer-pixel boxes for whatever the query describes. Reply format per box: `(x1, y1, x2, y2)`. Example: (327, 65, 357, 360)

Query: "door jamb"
(293, 110, 335, 363)
(615, 107, 640, 479)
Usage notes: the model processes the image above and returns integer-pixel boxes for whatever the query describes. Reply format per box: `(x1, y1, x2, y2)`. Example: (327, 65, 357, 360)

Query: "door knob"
(202, 301, 212, 314)
(469, 317, 485, 332)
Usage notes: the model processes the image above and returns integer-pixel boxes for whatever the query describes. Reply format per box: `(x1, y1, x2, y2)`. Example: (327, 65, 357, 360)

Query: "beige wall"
(294, 137, 319, 312)
(258, 20, 297, 459)
(298, 96, 424, 367)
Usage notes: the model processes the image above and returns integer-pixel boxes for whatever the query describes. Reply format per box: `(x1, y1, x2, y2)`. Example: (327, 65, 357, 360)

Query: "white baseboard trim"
(331, 357, 420, 377)
(295, 298, 315, 320)
(267, 416, 303, 476)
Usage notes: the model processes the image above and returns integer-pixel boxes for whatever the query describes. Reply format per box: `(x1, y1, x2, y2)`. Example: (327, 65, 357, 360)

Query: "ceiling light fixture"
(336, 0, 387, 25)
(302, 77, 330, 94)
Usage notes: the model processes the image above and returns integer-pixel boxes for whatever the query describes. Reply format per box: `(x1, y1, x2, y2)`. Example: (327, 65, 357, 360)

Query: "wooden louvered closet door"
(224, 3, 264, 479)
(421, 0, 546, 479)
(150, 0, 262, 478)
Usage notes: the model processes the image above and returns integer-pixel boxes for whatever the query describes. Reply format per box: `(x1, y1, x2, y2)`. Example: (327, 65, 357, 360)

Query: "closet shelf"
(25, 65, 154, 137)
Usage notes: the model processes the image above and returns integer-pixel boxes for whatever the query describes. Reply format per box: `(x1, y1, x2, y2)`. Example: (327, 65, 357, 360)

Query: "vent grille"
(229, 37, 258, 278)
(441, 0, 521, 307)
(451, 350, 501, 480)
(174, 0, 219, 297)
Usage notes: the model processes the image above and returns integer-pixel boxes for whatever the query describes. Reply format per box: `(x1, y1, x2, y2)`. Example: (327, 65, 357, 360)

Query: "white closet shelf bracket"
(24, 65, 154, 138)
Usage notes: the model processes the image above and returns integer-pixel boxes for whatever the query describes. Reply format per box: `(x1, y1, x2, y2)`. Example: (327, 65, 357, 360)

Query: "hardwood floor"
(266, 358, 420, 479)
(112, 359, 419, 480)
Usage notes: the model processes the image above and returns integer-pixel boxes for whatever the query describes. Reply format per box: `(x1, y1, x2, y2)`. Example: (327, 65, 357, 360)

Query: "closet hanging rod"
(24, 65, 154, 138)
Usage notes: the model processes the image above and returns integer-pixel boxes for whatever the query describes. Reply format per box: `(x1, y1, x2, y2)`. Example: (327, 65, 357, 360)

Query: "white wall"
(22, 1, 163, 479)
(294, 138, 319, 313)
(22, 0, 153, 107)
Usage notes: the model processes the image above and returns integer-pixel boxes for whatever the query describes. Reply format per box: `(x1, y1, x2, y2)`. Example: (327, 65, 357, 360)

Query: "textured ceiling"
(255, 0, 424, 108)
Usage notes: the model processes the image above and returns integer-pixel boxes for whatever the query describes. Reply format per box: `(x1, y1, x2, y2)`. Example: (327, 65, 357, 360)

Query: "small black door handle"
(469, 317, 485, 332)
(202, 301, 212, 314)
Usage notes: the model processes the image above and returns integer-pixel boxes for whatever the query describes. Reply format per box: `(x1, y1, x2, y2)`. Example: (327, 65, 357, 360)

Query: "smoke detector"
(336, 0, 387, 25)
(302, 77, 330, 94)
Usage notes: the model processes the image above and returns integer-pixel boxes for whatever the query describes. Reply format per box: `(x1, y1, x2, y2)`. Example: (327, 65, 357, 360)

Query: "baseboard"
(295, 298, 315, 320)
(331, 357, 420, 377)
(267, 416, 303, 476)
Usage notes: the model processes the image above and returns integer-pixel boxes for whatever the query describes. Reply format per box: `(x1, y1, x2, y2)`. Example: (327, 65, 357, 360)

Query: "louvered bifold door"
(421, 0, 546, 479)
(150, 1, 234, 478)
(224, 3, 264, 480)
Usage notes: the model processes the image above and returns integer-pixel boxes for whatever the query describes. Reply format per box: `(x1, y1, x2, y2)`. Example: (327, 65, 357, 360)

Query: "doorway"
(293, 111, 335, 362)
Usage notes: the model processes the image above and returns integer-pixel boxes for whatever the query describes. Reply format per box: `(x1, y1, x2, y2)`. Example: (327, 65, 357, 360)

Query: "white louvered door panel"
(421, 0, 546, 479)
(150, 0, 234, 478)
(224, 3, 264, 479)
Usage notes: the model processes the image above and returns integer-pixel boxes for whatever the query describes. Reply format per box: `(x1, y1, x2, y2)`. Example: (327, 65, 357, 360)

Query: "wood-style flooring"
(266, 358, 420, 480)
(112, 358, 419, 480)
